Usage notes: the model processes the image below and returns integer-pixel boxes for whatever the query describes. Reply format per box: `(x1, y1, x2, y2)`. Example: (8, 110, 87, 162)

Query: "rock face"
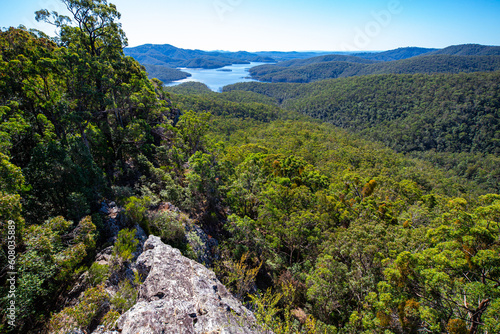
(106, 235, 262, 334)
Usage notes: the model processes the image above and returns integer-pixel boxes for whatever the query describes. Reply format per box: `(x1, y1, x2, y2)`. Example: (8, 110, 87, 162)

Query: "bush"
(88, 262, 110, 286)
(112, 228, 138, 262)
(124, 196, 152, 233)
(147, 211, 186, 247)
(215, 252, 262, 299)
(49, 285, 109, 333)
(110, 279, 137, 313)
(101, 310, 120, 330)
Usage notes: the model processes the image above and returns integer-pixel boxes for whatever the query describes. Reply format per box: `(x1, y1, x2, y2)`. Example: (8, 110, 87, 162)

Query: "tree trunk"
(468, 298, 490, 334)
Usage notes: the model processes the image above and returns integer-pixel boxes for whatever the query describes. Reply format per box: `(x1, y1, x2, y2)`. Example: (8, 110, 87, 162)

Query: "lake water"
(165, 62, 268, 92)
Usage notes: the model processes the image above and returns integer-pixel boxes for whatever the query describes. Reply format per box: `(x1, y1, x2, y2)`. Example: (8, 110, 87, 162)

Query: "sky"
(1, 0, 500, 52)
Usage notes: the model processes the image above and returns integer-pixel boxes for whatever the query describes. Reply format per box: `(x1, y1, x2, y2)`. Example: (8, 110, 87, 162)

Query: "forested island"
(1, 0, 499, 334)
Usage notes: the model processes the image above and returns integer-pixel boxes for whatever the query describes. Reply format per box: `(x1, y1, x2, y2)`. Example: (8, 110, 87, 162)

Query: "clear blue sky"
(1, 0, 499, 51)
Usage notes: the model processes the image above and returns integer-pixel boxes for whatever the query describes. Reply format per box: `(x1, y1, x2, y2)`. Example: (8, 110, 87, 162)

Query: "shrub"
(110, 279, 137, 313)
(49, 285, 109, 333)
(124, 196, 152, 233)
(88, 262, 110, 286)
(215, 252, 262, 299)
(147, 211, 186, 247)
(101, 310, 120, 330)
(112, 228, 138, 262)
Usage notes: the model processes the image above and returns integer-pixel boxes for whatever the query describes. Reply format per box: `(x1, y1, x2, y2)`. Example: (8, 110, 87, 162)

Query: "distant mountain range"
(124, 44, 274, 68)
(351, 47, 438, 61)
(249, 44, 500, 83)
(125, 43, 500, 83)
(249, 55, 500, 83)
(427, 44, 500, 56)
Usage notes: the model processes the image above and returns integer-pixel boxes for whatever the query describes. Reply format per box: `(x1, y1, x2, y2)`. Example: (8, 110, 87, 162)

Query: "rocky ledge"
(95, 235, 262, 334)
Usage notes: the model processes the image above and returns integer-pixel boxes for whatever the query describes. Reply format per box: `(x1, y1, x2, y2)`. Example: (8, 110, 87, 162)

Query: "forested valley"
(1, 1, 499, 334)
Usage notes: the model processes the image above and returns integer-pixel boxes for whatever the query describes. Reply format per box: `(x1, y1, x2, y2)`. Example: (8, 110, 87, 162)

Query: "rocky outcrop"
(96, 235, 263, 334)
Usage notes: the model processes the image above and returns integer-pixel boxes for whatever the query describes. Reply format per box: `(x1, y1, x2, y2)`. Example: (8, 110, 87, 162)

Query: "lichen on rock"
(95, 235, 263, 334)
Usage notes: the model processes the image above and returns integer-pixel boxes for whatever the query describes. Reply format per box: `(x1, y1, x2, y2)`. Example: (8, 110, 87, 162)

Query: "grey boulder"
(108, 235, 263, 334)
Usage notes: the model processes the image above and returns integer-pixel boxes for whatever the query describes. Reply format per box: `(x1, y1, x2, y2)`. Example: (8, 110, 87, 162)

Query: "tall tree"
(35, 0, 127, 58)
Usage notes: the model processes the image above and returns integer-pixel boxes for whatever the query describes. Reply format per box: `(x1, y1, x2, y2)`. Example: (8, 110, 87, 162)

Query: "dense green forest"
(1, 1, 500, 334)
(249, 55, 500, 83)
(142, 63, 191, 82)
(224, 72, 500, 193)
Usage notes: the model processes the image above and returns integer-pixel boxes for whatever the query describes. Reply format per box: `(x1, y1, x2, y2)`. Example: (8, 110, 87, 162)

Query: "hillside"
(225, 71, 500, 154)
(249, 54, 500, 83)
(125, 43, 274, 70)
(427, 43, 500, 56)
(224, 71, 500, 193)
(352, 46, 438, 61)
(264, 54, 377, 67)
(142, 63, 191, 82)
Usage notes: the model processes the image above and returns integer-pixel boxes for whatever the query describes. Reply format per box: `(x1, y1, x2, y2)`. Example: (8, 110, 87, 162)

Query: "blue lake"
(165, 62, 268, 92)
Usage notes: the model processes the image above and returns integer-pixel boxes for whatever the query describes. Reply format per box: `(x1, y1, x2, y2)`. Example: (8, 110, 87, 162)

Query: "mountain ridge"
(126, 43, 500, 84)
(248, 54, 500, 83)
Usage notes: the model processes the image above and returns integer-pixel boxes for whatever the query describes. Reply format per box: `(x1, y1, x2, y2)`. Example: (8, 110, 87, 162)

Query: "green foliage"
(113, 228, 139, 262)
(169, 91, 289, 124)
(110, 279, 138, 313)
(0, 152, 24, 194)
(176, 110, 211, 155)
(36, 0, 127, 58)
(165, 81, 213, 95)
(2, 216, 96, 330)
(88, 262, 110, 286)
(215, 252, 262, 299)
(147, 210, 187, 248)
(225, 72, 500, 193)
(379, 198, 500, 333)
(100, 310, 120, 331)
(124, 196, 151, 228)
(143, 63, 191, 83)
(249, 282, 334, 334)
(23, 140, 104, 223)
(49, 285, 109, 333)
(226, 72, 500, 155)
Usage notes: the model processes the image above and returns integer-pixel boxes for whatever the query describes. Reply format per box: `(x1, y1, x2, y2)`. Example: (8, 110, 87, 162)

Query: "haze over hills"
(126, 43, 500, 84)
(248, 54, 500, 83)
(427, 44, 500, 56)
(352, 47, 439, 61)
(247, 44, 500, 83)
